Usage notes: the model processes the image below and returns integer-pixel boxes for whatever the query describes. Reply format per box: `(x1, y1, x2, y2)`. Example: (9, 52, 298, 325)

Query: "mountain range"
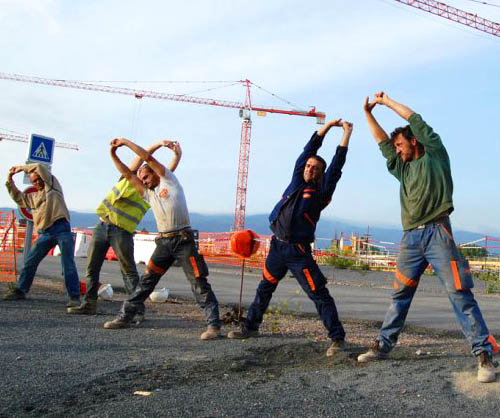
(2, 207, 495, 252)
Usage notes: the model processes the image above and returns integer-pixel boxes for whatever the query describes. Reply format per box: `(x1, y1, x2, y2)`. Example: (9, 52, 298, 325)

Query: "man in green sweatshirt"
(358, 92, 497, 384)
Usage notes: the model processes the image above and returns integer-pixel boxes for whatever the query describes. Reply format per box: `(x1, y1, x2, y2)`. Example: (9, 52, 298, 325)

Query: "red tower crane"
(0, 72, 325, 230)
(394, 0, 500, 37)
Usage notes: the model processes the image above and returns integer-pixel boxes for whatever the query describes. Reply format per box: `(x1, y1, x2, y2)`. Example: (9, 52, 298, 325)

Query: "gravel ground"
(0, 278, 499, 418)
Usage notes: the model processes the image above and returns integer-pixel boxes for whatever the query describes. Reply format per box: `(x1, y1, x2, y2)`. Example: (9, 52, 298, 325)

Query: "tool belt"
(157, 227, 192, 239)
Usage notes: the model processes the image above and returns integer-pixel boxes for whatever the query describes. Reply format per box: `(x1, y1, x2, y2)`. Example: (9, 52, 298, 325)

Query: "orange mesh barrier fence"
(0, 210, 18, 282)
(199, 232, 272, 270)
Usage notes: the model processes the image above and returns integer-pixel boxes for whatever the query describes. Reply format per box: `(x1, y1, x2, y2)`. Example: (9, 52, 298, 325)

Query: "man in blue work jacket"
(228, 119, 353, 356)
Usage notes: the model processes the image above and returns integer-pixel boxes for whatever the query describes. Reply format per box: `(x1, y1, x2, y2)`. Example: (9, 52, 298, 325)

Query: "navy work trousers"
(245, 237, 345, 341)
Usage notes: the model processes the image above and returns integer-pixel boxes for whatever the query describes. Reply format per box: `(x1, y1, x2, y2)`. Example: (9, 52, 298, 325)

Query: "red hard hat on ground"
(230, 229, 260, 259)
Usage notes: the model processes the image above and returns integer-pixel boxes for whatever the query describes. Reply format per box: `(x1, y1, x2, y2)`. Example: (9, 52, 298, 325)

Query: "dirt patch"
(452, 371, 500, 399)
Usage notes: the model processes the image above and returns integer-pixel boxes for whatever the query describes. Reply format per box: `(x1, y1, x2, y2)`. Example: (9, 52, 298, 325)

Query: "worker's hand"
(342, 121, 353, 135)
(170, 141, 182, 156)
(364, 96, 377, 113)
(161, 140, 178, 149)
(326, 119, 343, 128)
(110, 138, 128, 148)
(8, 166, 22, 179)
(373, 91, 389, 106)
(161, 140, 182, 156)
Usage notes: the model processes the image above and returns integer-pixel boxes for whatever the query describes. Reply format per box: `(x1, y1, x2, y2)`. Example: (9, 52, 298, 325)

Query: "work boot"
(200, 326, 222, 340)
(357, 340, 388, 363)
(326, 339, 347, 357)
(227, 325, 259, 339)
(3, 288, 26, 300)
(67, 299, 97, 315)
(477, 351, 497, 383)
(103, 316, 132, 329)
(66, 298, 81, 308)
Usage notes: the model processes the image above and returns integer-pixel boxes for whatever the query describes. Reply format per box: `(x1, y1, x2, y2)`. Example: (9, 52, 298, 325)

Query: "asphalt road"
(33, 254, 500, 332)
(1, 256, 499, 417)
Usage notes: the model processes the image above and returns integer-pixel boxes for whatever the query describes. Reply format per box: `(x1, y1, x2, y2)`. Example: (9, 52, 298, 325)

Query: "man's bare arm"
(373, 91, 414, 121)
(112, 138, 166, 178)
(166, 141, 182, 172)
(364, 97, 389, 144)
(127, 140, 181, 173)
(110, 143, 145, 195)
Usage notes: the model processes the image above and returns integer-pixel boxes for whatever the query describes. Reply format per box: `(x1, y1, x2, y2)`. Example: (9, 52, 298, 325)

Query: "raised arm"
(364, 97, 389, 144)
(109, 139, 145, 196)
(128, 140, 182, 173)
(113, 138, 166, 176)
(317, 119, 343, 138)
(373, 91, 414, 121)
(321, 121, 352, 203)
(165, 141, 182, 172)
(5, 166, 32, 207)
(291, 119, 343, 181)
(338, 120, 353, 147)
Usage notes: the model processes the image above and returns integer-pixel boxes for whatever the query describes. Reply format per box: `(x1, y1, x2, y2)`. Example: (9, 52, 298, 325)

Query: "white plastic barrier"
(133, 233, 158, 264)
(53, 229, 158, 262)
(53, 230, 92, 257)
(74, 231, 92, 257)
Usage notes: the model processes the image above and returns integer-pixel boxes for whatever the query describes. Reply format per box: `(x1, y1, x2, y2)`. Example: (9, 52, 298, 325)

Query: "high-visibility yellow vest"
(96, 179, 150, 234)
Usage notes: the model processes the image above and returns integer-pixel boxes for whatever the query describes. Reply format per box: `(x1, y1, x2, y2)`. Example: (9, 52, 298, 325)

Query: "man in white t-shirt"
(102, 138, 222, 340)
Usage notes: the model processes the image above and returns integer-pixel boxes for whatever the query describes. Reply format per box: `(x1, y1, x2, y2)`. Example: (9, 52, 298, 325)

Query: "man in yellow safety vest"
(67, 140, 181, 319)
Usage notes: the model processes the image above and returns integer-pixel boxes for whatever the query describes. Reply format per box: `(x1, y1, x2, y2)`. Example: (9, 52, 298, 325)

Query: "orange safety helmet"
(230, 229, 260, 259)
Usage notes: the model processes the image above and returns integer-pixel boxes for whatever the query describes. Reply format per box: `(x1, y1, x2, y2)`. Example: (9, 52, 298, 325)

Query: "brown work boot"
(200, 326, 222, 340)
(67, 300, 97, 315)
(326, 339, 347, 357)
(103, 316, 132, 329)
(227, 326, 259, 340)
(357, 340, 388, 363)
(3, 288, 26, 300)
(477, 351, 496, 383)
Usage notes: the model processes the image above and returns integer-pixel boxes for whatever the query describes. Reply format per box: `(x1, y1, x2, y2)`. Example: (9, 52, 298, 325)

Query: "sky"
(0, 0, 499, 235)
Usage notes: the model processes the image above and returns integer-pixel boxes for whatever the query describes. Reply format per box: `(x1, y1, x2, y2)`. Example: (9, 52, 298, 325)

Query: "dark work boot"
(3, 288, 26, 300)
(103, 316, 133, 329)
(67, 299, 97, 315)
(227, 325, 259, 340)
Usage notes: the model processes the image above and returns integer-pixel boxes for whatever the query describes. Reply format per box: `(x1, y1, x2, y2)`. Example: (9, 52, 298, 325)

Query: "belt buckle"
(416, 224, 426, 230)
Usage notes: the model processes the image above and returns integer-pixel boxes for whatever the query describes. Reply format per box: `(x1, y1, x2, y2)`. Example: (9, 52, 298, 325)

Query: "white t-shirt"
(142, 170, 190, 233)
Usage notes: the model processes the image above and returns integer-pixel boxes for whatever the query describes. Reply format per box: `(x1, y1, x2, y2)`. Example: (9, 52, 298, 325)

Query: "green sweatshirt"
(379, 113, 454, 230)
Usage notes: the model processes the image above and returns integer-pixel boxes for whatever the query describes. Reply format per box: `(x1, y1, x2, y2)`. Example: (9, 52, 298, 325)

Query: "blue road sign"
(27, 133, 55, 164)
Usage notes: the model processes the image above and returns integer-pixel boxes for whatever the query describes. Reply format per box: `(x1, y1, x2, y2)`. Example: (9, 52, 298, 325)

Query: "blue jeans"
(245, 237, 345, 341)
(84, 221, 139, 301)
(378, 218, 493, 356)
(120, 230, 221, 327)
(17, 218, 80, 299)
